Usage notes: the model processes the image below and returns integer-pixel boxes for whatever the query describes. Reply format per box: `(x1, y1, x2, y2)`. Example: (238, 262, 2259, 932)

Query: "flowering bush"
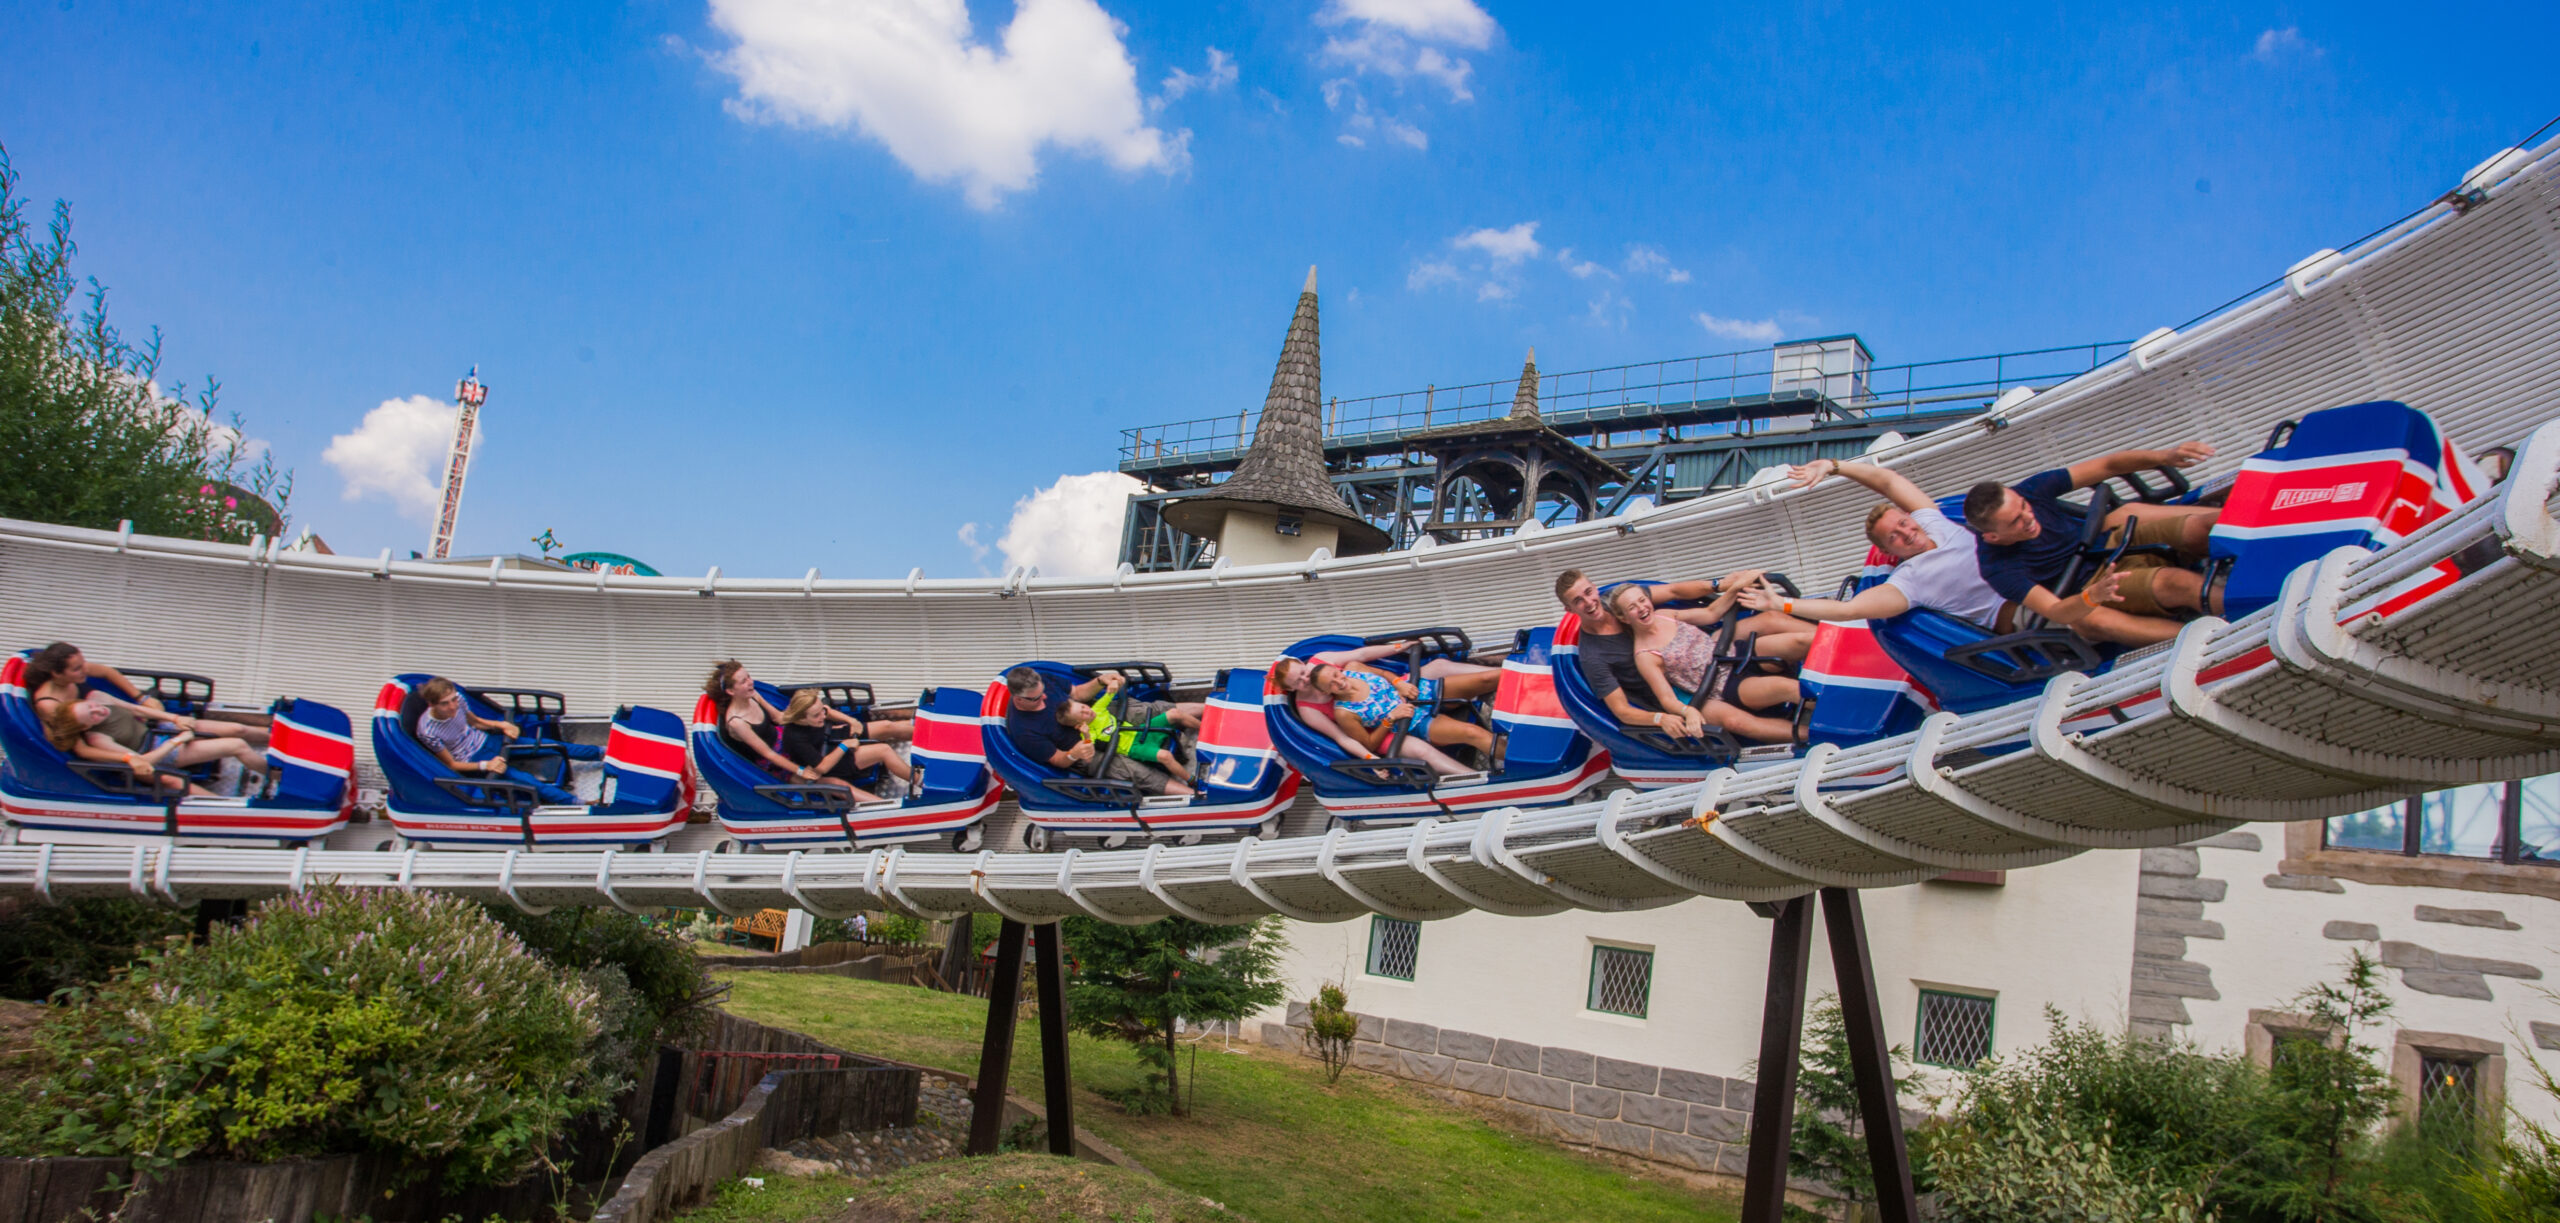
(5, 888, 614, 1188)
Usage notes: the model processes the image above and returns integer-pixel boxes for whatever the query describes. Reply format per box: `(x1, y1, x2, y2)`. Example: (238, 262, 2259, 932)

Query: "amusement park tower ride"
(428, 367, 487, 560)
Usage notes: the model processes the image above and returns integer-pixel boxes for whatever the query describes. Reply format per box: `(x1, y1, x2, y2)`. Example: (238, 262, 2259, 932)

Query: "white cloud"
(1454, 222, 1541, 264)
(993, 471, 1143, 576)
(1406, 259, 1461, 289)
(1474, 281, 1513, 302)
(324, 394, 471, 522)
(1312, 0, 1493, 144)
(1324, 79, 1428, 150)
(957, 521, 992, 572)
(2251, 27, 2318, 63)
(1585, 289, 1630, 329)
(1321, 0, 1495, 48)
(1623, 244, 1691, 283)
(1557, 247, 1611, 280)
(1155, 46, 1236, 110)
(706, 0, 1183, 210)
(1696, 312, 1784, 343)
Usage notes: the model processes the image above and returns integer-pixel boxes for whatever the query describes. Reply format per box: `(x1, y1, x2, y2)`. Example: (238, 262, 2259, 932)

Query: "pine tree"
(1060, 916, 1288, 1116)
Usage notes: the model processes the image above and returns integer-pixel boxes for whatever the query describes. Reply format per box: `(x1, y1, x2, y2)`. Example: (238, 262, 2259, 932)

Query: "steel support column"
(1740, 895, 1814, 1222)
(1033, 922, 1077, 1157)
(965, 918, 1029, 1156)
(1822, 887, 1918, 1223)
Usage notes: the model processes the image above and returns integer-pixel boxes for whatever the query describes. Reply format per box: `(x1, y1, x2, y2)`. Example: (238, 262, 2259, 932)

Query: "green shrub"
(1304, 983, 1356, 1084)
(5, 888, 614, 1188)
(482, 905, 718, 1054)
(1062, 916, 1287, 1117)
(0, 896, 192, 1001)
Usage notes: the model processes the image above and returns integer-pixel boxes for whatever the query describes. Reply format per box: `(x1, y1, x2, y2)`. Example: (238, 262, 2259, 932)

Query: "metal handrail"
(1119, 341, 2131, 466)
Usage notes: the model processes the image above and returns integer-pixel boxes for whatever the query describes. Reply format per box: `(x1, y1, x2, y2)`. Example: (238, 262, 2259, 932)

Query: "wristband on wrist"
(1782, 599, 1795, 615)
(2080, 585, 2103, 608)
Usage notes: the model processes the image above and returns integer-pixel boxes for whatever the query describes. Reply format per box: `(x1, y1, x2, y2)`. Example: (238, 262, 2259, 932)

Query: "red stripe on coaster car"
(373, 681, 406, 714)
(1200, 698, 1271, 752)
(1493, 665, 1565, 721)
(271, 720, 355, 772)
(1802, 622, 1906, 685)
(913, 712, 982, 757)
(607, 727, 688, 775)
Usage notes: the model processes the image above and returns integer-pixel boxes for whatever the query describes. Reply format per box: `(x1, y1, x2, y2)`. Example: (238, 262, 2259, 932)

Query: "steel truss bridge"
(5, 137, 2559, 1223)
(1116, 341, 2131, 569)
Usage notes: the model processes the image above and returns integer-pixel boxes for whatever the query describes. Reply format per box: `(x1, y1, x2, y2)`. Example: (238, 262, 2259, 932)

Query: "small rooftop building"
(1156, 268, 1390, 566)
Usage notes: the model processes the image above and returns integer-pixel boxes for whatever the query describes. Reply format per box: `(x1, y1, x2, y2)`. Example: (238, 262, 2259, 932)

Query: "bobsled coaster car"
(981, 661, 1298, 851)
(1266, 626, 1606, 827)
(0, 653, 352, 844)
(1871, 399, 2489, 717)
(690, 683, 998, 852)
(372, 674, 687, 849)
(2209, 400, 2490, 620)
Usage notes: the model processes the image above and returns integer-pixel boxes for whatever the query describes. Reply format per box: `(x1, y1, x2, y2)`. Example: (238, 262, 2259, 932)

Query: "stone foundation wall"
(1269, 1003, 1753, 1177)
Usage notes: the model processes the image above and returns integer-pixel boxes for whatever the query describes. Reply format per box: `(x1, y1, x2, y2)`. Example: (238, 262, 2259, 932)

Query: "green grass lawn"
(718, 972, 1739, 1223)
(672, 1153, 1231, 1223)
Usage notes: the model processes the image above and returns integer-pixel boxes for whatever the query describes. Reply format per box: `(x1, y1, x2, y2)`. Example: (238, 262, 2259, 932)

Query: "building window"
(2390, 1030, 2506, 1147)
(2323, 774, 2560, 865)
(1587, 944, 1654, 1018)
(1365, 916, 1419, 981)
(1915, 989, 1997, 1068)
(2419, 1056, 2482, 1148)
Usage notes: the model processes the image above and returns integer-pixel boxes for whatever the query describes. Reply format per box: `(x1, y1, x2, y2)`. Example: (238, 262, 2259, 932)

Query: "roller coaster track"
(4, 138, 2560, 915)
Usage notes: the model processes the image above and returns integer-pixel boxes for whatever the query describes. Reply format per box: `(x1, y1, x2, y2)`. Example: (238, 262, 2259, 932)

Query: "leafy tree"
(1779, 994, 1921, 1218)
(2218, 950, 2403, 1222)
(1060, 915, 1288, 1116)
(0, 895, 192, 1001)
(0, 144, 288, 540)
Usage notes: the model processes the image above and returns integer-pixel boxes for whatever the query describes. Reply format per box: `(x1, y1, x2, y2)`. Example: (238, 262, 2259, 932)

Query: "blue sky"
(3, 0, 2551, 579)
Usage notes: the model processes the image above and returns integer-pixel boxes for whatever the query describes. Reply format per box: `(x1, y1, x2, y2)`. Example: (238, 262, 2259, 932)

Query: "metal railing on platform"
(1119, 341, 2130, 469)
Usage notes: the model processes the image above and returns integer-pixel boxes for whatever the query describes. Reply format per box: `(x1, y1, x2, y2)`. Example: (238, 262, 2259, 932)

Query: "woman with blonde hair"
(44, 698, 262, 796)
(1607, 583, 1799, 745)
(705, 660, 910, 796)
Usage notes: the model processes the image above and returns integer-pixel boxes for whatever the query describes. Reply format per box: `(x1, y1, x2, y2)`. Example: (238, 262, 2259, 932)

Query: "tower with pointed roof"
(1407, 348, 1625, 541)
(1158, 268, 1391, 564)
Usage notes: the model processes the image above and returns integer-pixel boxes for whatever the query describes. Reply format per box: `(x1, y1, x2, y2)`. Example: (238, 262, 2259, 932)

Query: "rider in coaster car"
(1739, 458, 2182, 651)
(43, 699, 263, 796)
(1553, 569, 1814, 745)
(24, 641, 269, 749)
(708, 660, 914, 795)
(1607, 583, 1800, 744)
(1275, 658, 1484, 777)
(774, 689, 890, 801)
(1003, 666, 1194, 797)
(1962, 441, 2222, 647)
(416, 676, 596, 805)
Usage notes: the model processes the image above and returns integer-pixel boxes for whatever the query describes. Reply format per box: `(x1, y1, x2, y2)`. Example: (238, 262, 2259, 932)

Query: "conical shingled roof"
(1158, 268, 1391, 555)
(1507, 347, 1542, 420)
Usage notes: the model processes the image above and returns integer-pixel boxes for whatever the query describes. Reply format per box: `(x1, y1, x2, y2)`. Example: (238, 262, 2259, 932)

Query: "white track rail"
(3, 139, 2559, 914)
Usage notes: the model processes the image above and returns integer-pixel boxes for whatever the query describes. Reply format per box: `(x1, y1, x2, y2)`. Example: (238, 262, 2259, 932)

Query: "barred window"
(1366, 916, 1419, 981)
(2419, 1055, 2482, 1149)
(1588, 945, 1654, 1018)
(1916, 989, 1997, 1067)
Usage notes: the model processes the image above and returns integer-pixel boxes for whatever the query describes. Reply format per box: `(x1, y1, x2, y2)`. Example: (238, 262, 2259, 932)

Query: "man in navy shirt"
(1963, 441, 2222, 646)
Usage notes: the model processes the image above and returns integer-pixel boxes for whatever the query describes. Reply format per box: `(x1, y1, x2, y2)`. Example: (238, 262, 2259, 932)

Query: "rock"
(756, 1149, 833, 1177)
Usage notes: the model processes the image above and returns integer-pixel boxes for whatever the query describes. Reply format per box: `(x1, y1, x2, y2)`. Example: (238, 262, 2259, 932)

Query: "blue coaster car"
(2210, 400, 2489, 619)
(981, 661, 1298, 850)
(371, 674, 688, 849)
(1872, 400, 2489, 715)
(689, 683, 997, 852)
(1264, 626, 1607, 828)
(0, 651, 351, 844)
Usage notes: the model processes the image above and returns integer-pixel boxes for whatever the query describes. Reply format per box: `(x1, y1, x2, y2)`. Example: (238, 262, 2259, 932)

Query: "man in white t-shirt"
(1736, 458, 2012, 628)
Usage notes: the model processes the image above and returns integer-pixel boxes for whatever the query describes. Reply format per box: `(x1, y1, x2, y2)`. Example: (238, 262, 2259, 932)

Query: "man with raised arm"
(1736, 458, 2008, 630)
(1962, 442, 2222, 646)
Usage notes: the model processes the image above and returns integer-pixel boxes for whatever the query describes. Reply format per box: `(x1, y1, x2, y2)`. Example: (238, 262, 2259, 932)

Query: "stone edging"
(1271, 1004, 1752, 1177)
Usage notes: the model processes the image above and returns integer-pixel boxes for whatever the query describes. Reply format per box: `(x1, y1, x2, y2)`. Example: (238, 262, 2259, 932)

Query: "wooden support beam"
(965, 918, 1028, 1156)
(1821, 887, 1918, 1223)
(1740, 894, 1814, 1223)
(1033, 922, 1077, 1157)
